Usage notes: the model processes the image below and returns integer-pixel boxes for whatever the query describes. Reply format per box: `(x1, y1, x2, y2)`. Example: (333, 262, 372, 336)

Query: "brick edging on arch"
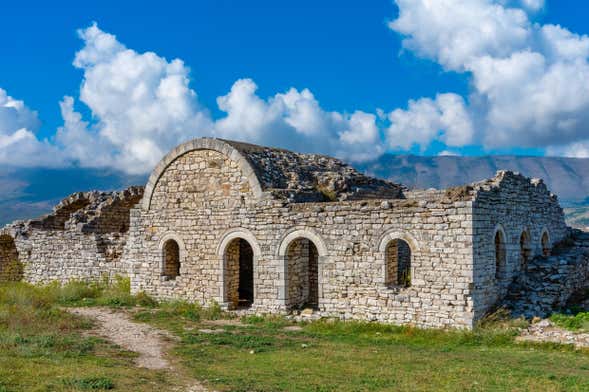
(277, 227, 329, 257)
(377, 230, 421, 253)
(142, 138, 264, 211)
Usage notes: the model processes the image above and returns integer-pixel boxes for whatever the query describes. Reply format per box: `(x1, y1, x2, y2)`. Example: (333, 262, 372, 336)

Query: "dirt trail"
(67, 307, 210, 391)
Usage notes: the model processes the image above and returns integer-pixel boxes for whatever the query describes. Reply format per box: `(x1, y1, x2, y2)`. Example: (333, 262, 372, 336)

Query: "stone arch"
(519, 228, 532, 271)
(540, 228, 551, 257)
(377, 230, 420, 254)
(217, 228, 261, 309)
(0, 234, 21, 282)
(493, 224, 507, 281)
(158, 233, 186, 280)
(377, 230, 420, 288)
(142, 138, 264, 211)
(277, 228, 328, 310)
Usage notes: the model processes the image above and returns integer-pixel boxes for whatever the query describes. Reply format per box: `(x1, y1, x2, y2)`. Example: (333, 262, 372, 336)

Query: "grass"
(0, 280, 178, 392)
(135, 307, 589, 391)
(4, 280, 589, 391)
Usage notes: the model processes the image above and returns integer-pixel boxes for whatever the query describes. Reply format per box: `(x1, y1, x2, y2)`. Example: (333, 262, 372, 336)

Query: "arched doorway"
(285, 238, 319, 309)
(519, 230, 532, 271)
(0, 234, 21, 282)
(385, 238, 412, 287)
(494, 228, 507, 280)
(224, 238, 254, 309)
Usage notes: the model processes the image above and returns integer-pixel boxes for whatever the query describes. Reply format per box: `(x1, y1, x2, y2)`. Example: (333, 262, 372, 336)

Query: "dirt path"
(67, 307, 211, 391)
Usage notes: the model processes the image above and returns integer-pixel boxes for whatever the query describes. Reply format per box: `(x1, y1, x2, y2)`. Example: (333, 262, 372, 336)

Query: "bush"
(550, 312, 589, 331)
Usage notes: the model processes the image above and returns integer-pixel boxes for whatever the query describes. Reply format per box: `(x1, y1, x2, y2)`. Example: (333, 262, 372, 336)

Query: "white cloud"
(57, 23, 213, 174)
(0, 88, 64, 167)
(519, 0, 545, 12)
(438, 150, 460, 156)
(55, 24, 385, 172)
(4, 1, 589, 174)
(214, 78, 384, 162)
(389, 0, 589, 154)
(386, 93, 473, 151)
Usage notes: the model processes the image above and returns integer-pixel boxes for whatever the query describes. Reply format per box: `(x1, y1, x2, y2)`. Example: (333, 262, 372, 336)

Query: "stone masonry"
(0, 137, 577, 329)
(1, 188, 143, 283)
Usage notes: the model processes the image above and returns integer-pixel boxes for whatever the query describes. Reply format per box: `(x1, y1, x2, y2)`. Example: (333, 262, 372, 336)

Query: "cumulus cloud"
(57, 23, 213, 174)
(0, 88, 64, 167)
(52, 23, 385, 172)
(5, 1, 589, 174)
(389, 0, 589, 155)
(215, 79, 383, 161)
(386, 93, 473, 151)
(2, 23, 385, 174)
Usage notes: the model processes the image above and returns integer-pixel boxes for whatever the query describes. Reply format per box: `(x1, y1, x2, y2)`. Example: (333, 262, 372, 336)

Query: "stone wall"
(2, 136, 575, 330)
(126, 142, 477, 328)
(471, 171, 569, 319)
(2, 187, 143, 284)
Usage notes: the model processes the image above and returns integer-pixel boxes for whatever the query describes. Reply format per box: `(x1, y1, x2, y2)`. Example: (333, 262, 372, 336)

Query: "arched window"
(162, 239, 180, 280)
(0, 234, 22, 282)
(494, 229, 506, 280)
(224, 238, 255, 309)
(541, 231, 551, 257)
(385, 239, 412, 287)
(285, 238, 319, 310)
(519, 230, 532, 271)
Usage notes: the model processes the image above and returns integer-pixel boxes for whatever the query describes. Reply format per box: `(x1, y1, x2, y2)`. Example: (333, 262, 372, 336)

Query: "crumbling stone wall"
(471, 171, 569, 319)
(125, 139, 477, 328)
(3, 187, 143, 284)
(4, 136, 574, 329)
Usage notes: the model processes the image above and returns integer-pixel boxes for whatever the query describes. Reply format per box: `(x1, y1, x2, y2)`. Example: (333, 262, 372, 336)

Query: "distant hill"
(4, 154, 589, 227)
(0, 167, 145, 226)
(357, 155, 589, 206)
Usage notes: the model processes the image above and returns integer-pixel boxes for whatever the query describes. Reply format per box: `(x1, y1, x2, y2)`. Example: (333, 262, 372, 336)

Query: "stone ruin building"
(2, 137, 587, 329)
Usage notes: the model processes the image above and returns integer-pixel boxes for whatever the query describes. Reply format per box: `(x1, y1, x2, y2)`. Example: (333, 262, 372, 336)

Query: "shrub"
(550, 312, 589, 331)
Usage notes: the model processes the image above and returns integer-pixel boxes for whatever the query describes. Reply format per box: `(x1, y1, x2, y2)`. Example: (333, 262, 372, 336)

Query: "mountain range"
(4, 154, 589, 227)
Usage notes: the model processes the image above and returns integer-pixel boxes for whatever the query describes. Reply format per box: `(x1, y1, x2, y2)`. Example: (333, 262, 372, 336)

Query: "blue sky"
(2, 0, 589, 174)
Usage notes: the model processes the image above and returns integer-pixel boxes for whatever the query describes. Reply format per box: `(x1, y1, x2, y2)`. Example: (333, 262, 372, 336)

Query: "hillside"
(4, 154, 589, 226)
(357, 155, 589, 206)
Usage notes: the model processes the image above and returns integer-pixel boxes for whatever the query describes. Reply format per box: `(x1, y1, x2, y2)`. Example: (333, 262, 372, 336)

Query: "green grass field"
(2, 280, 589, 391)
(0, 281, 180, 392)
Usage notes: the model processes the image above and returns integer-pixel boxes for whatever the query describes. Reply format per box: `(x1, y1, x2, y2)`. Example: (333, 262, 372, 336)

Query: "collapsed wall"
(0, 187, 143, 283)
(470, 171, 569, 319)
(503, 229, 589, 318)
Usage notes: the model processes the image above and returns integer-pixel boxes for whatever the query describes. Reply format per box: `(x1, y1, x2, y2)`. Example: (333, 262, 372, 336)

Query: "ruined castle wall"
(12, 230, 129, 283)
(2, 188, 143, 284)
(125, 148, 476, 328)
(471, 172, 569, 319)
